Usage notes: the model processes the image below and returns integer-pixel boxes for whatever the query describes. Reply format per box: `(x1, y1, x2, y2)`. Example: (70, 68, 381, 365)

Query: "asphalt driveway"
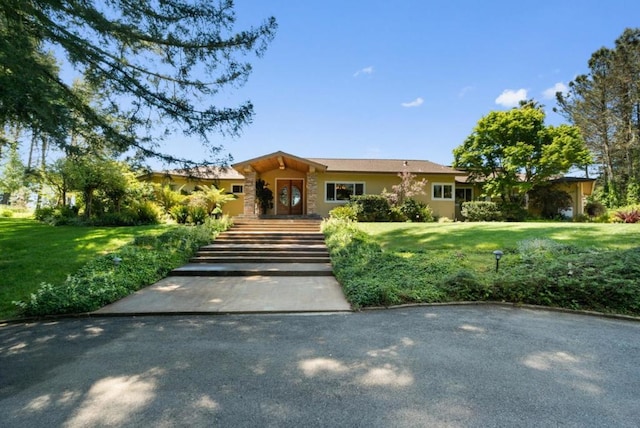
(1, 305, 638, 427)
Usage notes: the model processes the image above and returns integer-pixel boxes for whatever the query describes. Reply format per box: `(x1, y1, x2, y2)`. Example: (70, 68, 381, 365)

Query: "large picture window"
(432, 183, 454, 200)
(325, 182, 365, 201)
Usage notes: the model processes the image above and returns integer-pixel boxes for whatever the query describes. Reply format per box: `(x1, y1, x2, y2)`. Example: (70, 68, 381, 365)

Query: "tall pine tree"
(557, 28, 640, 206)
(0, 1, 277, 164)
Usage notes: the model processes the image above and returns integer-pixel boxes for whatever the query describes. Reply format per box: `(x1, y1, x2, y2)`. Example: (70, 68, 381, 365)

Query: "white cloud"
(401, 97, 424, 108)
(353, 66, 374, 77)
(542, 82, 568, 100)
(458, 86, 474, 98)
(495, 89, 528, 108)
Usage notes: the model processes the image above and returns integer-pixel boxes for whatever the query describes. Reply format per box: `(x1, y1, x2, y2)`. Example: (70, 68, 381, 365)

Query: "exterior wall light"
(492, 250, 503, 273)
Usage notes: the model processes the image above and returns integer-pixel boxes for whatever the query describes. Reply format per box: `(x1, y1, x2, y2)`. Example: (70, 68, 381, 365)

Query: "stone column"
(242, 170, 257, 218)
(306, 170, 318, 217)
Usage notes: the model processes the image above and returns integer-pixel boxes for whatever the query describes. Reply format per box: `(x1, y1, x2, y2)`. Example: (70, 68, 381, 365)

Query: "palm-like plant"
(194, 184, 237, 217)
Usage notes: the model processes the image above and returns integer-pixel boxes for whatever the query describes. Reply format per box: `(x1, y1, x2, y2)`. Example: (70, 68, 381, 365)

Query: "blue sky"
(88, 2, 640, 168)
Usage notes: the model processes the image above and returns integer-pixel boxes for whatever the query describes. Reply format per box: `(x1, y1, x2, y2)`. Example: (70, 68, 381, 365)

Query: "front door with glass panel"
(277, 180, 303, 215)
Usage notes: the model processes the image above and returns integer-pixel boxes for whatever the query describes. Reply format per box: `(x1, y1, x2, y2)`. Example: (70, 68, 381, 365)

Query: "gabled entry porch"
(232, 151, 327, 218)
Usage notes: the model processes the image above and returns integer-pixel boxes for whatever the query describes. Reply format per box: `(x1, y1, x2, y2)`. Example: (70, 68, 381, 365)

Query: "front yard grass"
(357, 221, 640, 252)
(0, 218, 168, 319)
(324, 220, 640, 316)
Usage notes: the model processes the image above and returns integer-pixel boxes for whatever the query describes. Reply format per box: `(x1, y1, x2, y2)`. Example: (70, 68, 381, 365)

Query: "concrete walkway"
(95, 219, 351, 315)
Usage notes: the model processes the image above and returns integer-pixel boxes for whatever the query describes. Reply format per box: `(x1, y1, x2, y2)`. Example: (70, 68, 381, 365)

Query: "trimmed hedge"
(350, 195, 391, 222)
(461, 201, 502, 221)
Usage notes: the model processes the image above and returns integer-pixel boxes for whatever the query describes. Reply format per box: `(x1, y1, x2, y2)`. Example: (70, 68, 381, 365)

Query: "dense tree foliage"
(453, 102, 591, 203)
(0, 0, 276, 164)
(556, 28, 640, 207)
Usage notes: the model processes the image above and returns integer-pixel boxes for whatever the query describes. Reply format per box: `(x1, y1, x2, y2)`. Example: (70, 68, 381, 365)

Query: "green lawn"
(358, 222, 640, 252)
(0, 218, 168, 319)
(324, 220, 640, 314)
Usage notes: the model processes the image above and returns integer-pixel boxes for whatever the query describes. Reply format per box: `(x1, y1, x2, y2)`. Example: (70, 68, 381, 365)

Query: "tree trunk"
(84, 190, 93, 218)
(27, 128, 37, 170)
(35, 134, 48, 209)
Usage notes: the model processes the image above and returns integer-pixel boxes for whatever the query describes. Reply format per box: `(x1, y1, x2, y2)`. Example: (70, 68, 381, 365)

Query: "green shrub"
(400, 198, 433, 222)
(171, 205, 190, 224)
(90, 212, 136, 226)
(153, 184, 185, 214)
(34, 205, 81, 225)
(529, 185, 573, 219)
(498, 201, 528, 221)
(322, 218, 386, 307)
(132, 201, 161, 224)
(389, 206, 407, 222)
(34, 207, 55, 221)
(189, 206, 207, 224)
(15, 219, 231, 316)
(1, 209, 14, 218)
(493, 248, 640, 315)
(461, 201, 502, 221)
(585, 200, 606, 218)
(329, 204, 359, 221)
(205, 214, 233, 234)
(440, 269, 491, 301)
(350, 194, 391, 222)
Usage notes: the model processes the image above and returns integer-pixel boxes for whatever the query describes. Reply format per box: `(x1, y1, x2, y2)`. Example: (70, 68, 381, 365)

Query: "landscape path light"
(113, 256, 122, 267)
(492, 250, 503, 273)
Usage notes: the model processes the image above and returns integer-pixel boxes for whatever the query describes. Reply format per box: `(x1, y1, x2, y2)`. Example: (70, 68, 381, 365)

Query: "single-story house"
(454, 175, 596, 220)
(141, 150, 595, 220)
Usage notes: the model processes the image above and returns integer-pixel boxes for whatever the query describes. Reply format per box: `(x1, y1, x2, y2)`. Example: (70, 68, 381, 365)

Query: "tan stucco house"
(141, 150, 595, 220)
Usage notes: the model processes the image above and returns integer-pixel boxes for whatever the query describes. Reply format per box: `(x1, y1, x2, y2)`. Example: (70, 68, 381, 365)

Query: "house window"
(432, 183, 454, 200)
(231, 184, 244, 194)
(455, 188, 473, 202)
(325, 182, 365, 201)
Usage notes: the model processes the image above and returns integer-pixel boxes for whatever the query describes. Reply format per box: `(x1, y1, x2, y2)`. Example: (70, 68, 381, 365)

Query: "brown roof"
(151, 152, 462, 179)
(308, 158, 462, 174)
(157, 166, 244, 180)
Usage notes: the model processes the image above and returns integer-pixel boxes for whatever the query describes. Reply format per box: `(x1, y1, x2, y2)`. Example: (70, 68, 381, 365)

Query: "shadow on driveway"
(1, 305, 639, 427)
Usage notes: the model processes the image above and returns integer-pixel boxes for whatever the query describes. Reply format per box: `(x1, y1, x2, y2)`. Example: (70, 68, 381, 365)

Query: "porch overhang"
(232, 151, 328, 175)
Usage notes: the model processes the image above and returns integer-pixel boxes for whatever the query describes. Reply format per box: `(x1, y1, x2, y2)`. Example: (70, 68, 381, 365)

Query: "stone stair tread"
(216, 234, 324, 238)
(171, 262, 334, 277)
(197, 249, 327, 254)
(193, 252, 329, 261)
(190, 257, 331, 263)
(214, 240, 325, 244)
(199, 243, 328, 250)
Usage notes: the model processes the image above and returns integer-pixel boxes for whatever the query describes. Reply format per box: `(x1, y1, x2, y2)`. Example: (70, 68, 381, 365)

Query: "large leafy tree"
(0, 0, 277, 164)
(453, 101, 592, 202)
(557, 28, 640, 206)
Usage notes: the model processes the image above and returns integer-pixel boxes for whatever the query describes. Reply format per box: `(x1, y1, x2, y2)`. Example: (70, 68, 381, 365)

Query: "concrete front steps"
(96, 217, 351, 314)
(170, 218, 333, 277)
